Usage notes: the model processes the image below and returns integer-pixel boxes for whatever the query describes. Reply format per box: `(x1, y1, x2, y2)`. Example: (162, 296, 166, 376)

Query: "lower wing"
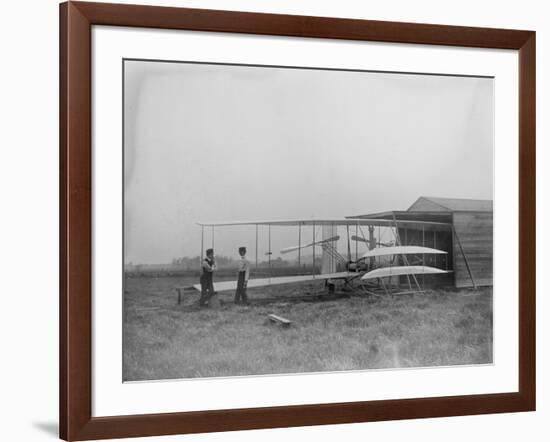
(193, 271, 356, 292)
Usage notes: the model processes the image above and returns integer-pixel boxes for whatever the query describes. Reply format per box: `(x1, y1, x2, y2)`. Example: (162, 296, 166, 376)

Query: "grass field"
(123, 275, 493, 381)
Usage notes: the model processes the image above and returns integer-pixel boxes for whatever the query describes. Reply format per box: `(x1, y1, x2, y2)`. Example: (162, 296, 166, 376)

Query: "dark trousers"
(234, 271, 248, 304)
(199, 276, 214, 306)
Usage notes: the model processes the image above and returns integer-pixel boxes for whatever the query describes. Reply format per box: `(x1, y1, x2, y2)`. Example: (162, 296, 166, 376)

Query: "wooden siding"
(452, 212, 493, 287)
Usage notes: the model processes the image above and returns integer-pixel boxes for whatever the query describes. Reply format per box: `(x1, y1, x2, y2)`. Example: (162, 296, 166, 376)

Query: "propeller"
(280, 235, 340, 254)
(351, 235, 393, 247)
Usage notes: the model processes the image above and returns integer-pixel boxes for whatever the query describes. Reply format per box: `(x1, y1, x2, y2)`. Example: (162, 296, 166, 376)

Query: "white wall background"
(0, 0, 546, 441)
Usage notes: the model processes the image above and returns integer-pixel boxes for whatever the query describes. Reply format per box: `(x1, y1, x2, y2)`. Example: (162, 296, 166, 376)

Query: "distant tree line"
(170, 255, 303, 270)
(125, 254, 324, 276)
(171, 255, 237, 270)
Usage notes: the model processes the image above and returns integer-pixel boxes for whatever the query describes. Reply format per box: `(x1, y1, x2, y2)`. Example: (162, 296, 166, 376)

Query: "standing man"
(199, 248, 216, 307)
(234, 246, 250, 305)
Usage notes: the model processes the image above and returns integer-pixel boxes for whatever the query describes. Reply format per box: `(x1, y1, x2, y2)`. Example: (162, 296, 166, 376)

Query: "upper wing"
(197, 218, 451, 228)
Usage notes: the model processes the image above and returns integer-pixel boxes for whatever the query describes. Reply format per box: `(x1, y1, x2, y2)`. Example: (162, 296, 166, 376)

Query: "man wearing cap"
(199, 248, 216, 307)
(234, 246, 250, 305)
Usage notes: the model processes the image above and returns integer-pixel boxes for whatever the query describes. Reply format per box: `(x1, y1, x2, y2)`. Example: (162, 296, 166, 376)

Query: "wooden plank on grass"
(268, 314, 292, 327)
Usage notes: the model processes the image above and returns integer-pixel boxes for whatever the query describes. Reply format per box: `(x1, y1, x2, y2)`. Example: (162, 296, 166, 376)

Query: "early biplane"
(193, 217, 454, 296)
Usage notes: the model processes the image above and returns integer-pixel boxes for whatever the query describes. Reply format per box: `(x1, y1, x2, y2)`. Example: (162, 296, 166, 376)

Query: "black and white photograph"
(3, 0, 545, 440)
(123, 59, 494, 382)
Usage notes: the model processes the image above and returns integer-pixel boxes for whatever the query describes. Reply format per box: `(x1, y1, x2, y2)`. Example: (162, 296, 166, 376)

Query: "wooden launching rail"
(175, 286, 197, 304)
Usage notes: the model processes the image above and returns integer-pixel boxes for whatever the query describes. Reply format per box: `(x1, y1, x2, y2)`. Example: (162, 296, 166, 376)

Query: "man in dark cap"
(199, 248, 216, 307)
(234, 246, 250, 305)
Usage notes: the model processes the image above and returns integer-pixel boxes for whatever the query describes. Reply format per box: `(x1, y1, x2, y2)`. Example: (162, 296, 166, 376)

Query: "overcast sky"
(124, 60, 493, 264)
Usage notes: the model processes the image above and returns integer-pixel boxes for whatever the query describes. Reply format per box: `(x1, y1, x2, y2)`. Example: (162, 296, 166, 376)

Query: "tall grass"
(123, 276, 492, 381)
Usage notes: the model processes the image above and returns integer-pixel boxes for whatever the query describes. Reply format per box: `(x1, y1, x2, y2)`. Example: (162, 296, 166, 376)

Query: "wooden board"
(268, 314, 292, 326)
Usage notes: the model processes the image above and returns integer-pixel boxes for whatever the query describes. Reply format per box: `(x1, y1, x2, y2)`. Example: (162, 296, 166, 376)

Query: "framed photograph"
(60, 1, 535, 440)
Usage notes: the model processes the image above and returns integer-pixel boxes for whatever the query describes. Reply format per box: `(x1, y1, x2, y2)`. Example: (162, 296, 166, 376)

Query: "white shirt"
(237, 256, 250, 281)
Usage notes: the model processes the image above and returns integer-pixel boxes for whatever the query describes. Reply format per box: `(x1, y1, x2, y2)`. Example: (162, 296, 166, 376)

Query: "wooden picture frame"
(59, 1, 536, 440)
